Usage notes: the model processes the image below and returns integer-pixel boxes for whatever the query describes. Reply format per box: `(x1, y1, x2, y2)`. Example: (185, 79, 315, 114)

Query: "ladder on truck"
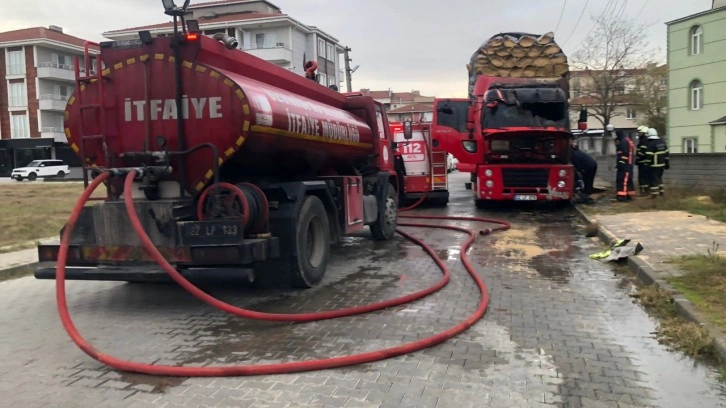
(430, 151, 448, 191)
(73, 41, 111, 199)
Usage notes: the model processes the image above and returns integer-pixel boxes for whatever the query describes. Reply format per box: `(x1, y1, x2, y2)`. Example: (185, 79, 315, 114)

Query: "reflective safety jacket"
(616, 136, 634, 168)
(636, 135, 650, 166)
(645, 137, 669, 168)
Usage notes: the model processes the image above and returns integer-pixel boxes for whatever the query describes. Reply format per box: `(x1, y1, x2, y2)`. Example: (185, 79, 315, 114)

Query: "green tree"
(632, 63, 668, 137)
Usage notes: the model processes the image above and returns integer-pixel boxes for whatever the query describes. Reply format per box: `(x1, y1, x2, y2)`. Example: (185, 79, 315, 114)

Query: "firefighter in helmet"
(612, 125, 636, 201)
(635, 125, 650, 195)
(645, 128, 669, 198)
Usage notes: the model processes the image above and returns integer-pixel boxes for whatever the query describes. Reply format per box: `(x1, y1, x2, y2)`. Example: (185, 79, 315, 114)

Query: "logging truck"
(432, 32, 587, 206)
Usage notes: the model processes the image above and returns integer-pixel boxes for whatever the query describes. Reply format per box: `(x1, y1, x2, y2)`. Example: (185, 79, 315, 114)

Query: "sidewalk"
(576, 207, 726, 362)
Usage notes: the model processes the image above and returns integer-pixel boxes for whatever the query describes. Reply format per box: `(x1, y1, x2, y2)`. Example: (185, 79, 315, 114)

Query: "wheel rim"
(306, 215, 325, 268)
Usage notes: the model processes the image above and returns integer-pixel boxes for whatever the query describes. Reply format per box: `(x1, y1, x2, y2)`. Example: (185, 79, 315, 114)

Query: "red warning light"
(186, 33, 200, 41)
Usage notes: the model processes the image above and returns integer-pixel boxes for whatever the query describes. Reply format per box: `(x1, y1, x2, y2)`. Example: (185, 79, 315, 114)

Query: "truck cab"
(432, 76, 575, 206)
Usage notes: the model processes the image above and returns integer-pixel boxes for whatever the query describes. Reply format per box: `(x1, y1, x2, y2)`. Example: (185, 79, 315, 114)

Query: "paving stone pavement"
(591, 211, 726, 279)
(0, 175, 724, 408)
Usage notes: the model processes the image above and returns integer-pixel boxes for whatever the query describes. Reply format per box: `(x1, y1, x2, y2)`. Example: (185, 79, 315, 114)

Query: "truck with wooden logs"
(390, 121, 449, 206)
(432, 32, 586, 206)
(34, 1, 402, 288)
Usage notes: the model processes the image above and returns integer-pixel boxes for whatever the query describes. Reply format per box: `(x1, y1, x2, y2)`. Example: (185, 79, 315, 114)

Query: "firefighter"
(645, 128, 670, 198)
(635, 125, 651, 195)
(613, 126, 636, 201)
(570, 138, 597, 200)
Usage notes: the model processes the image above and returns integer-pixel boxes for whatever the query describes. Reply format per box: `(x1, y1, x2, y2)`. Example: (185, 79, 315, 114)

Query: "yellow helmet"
(637, 125, 648, 134)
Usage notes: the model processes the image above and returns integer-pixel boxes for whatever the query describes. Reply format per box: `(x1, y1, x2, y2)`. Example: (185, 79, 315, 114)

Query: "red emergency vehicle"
(390, 121, 449, 206)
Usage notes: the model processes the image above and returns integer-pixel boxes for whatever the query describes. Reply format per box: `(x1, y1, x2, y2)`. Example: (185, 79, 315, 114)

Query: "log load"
(466, 32, 570, 100)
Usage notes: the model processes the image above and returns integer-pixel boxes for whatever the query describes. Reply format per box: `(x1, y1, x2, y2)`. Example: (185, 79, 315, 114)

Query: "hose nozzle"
(212, 33, 238, 50)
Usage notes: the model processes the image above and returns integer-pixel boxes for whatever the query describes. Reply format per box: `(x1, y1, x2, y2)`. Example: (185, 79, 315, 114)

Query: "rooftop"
(104, 11, 284, 34)
(0, 26, 97, 50)
(388, 103, 435, 114)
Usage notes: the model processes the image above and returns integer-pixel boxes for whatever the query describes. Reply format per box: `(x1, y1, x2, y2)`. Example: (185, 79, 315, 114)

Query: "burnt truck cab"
(432, 75, 575, 205)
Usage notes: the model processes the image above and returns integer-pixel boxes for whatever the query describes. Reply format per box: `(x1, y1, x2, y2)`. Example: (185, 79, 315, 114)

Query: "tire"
(370, 182, 398, 241)
(291, 195, 330, 288)
(28, 172, 37, 181)
(475, 199, 488, 209)
(14, 177, 23, 182)
(57, 171, 66, 178)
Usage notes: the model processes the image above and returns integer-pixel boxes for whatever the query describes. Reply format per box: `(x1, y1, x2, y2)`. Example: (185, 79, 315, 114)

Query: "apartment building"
(359, 89, 436, 123)
(103, 0, 344, 88)
(0, 26, 96, 176)
(666, 1, 726, 153)
(568, 67, 666, 156)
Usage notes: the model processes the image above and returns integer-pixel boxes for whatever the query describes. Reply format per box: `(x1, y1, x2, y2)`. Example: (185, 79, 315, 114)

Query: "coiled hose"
(55, 171, 510, 376)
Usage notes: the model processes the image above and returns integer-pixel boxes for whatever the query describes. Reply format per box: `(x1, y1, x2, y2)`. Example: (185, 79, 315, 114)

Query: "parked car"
(10, 159, 70, 181)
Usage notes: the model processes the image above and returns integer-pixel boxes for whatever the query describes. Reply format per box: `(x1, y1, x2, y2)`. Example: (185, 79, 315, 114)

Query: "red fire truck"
(432, 32, 584, 207)
(390, 121, 449, 206)
(33, 9, 403, 288)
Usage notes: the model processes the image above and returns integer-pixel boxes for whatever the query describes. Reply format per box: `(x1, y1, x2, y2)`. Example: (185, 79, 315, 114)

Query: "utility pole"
(343, 46, 352, 92)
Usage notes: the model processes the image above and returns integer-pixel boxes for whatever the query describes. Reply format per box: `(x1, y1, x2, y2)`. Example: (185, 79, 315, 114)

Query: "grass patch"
(582, 187, 726, 222)
(0, 264, 35, 282)
(668, 251, 726, 332)
(0, 182, 106, 251)
(636, 285, 717, 359)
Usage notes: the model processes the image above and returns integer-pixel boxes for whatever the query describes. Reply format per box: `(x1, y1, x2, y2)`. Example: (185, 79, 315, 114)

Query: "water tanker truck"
(35, 2, 405, 288)
(432, 32, 587, 206)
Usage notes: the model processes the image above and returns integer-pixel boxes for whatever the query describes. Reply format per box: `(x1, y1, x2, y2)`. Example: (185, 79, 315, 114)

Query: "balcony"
(39, 94, 69, 111)
(243, 43, 292, 64)
(41, 127, 67, 143)
(36, 62, 96, 82)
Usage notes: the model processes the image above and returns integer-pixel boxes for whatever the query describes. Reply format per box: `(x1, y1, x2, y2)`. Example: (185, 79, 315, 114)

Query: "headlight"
(484, 169, 493, 177)
(558, 170, 567, 178)
(485, 180, 494, 188)
(557, 181, 566, 188)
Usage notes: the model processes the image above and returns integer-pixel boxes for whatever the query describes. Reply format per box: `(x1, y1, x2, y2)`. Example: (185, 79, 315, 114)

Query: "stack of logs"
(466, 32, 569, 79)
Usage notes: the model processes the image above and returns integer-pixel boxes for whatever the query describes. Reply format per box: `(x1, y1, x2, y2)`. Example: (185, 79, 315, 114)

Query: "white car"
(11, 159, 70, 181)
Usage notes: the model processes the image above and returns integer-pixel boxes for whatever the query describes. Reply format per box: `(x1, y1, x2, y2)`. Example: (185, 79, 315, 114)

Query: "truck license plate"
(514, 194, 537, 201)
(179, 220, 244, 246)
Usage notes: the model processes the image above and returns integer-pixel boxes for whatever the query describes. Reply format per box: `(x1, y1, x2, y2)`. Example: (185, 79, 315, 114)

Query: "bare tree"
(572, 15, 654, 154)
(632, 63, 668, 136)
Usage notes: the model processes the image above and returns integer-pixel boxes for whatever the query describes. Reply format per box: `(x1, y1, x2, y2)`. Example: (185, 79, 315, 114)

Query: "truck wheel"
(370, 182, 397, 241)
(15, 177, 23, 182)
(291, 195, 330, 288)
(57, 170, 66, 178)
(28, 173, 37, 181)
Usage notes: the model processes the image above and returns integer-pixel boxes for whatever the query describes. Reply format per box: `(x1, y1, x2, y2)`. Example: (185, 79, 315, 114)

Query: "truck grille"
(501, 168, 549, 188)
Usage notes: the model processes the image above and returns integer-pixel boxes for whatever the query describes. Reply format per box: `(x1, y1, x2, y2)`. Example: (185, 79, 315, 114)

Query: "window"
(626, 108, 636, 119)
(9, 82, 27, 107)
(683, 137, 697, 153)
(6, 49, 25, 75)
(572, 78, 581, 97)
(328, 76, 337, 87)
(690, 25, 703, 55)
(255, 33, 265, 49)
(318, 73, 327, 86)
(11, 114, 29, 139)
(326, 43, 335, 61)
(690, 80, 703, 110)
(318, 38, 326, 57)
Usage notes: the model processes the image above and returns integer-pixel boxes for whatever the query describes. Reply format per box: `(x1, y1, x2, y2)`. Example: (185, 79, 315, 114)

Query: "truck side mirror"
(403, 120, 413, 140)
(578, 107, 588, 131)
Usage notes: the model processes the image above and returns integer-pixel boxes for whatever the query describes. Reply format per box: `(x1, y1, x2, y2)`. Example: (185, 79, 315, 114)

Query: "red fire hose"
(55, 171, 510, 376)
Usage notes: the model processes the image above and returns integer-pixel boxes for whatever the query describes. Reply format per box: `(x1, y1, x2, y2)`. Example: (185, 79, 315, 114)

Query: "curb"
(0, 262, 38, 282)
(573, 205, 726, 364)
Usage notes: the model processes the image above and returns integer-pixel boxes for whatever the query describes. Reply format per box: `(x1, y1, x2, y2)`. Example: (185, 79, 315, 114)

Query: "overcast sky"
(1, 0, 713, 97)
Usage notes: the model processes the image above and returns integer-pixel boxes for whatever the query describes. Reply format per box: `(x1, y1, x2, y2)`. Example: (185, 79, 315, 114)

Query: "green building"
(666, 1, 726, 153)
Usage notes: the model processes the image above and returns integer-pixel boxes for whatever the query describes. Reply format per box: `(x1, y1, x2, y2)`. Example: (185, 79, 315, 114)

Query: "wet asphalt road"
(0, 172, 724, 408)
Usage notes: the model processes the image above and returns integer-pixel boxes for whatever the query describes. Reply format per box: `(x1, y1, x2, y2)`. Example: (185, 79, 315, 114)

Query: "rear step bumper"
(35, 263, 255, 283)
